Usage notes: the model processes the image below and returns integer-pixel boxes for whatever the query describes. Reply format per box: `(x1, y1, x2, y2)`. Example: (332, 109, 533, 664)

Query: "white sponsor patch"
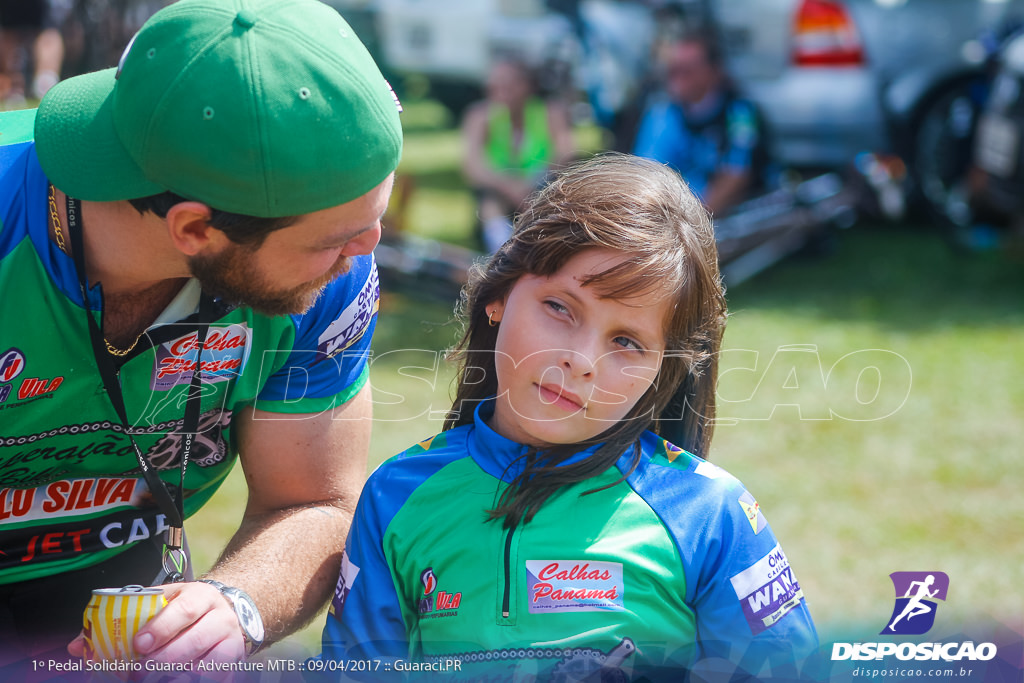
(317, 264, 379, 359)
(152, 324, 251, 391)
(729, 544, 804, 634)
(526, 560, 624, 613)
(331, 550, 361, 616)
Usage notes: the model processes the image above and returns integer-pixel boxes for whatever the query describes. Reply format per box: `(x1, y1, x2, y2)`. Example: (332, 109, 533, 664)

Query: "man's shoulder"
(286, 253, 379, 356)
(0, 134, 45, 258)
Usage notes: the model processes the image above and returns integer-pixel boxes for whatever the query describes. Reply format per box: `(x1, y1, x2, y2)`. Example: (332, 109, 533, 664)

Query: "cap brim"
(35, 67, 164, 201)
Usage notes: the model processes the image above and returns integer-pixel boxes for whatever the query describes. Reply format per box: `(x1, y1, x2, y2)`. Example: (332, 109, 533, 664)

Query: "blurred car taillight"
(792, 0, 865, 67)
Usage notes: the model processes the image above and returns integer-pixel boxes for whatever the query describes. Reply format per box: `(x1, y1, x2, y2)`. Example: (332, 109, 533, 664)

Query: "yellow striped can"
(82, 585, 166, 662)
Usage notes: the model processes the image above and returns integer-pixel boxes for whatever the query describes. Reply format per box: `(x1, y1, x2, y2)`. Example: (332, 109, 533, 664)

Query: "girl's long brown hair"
(445, 154, 727, 528)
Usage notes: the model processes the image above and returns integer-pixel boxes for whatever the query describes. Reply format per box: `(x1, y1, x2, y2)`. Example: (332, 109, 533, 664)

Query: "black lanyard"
(66, 194, 211, 583)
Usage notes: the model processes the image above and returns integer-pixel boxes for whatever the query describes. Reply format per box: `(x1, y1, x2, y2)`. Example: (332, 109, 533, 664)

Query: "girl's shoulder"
(635, 431, 744, 487)
(365, 424, 475, 488)
(629, 431, 759, 512)
(630, 432, 777, 549)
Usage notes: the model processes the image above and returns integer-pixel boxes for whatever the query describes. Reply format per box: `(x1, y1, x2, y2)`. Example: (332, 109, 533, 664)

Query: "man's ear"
(164, 202, 223, 256)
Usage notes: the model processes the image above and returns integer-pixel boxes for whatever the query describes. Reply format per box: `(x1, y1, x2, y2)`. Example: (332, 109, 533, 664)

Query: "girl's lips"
(537, 383, 585, 412)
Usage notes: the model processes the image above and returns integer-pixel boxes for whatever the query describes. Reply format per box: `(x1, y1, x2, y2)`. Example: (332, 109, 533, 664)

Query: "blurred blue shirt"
(633, 91, 762, 199)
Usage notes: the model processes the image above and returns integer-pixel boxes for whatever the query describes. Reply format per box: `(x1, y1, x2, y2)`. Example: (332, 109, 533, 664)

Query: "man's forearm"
(205, 500, 355, 643)
(706, 171, 751, 216)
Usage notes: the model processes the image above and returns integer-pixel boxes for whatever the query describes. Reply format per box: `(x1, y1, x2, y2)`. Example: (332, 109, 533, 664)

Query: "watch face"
(233, 591, 265, 644)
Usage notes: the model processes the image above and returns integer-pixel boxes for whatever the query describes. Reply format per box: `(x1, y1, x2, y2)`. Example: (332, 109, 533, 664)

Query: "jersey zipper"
(501, 524, 515, 618)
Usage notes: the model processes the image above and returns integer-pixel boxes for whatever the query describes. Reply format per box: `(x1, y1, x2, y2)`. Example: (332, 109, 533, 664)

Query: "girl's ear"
(486, 302, 504, 326)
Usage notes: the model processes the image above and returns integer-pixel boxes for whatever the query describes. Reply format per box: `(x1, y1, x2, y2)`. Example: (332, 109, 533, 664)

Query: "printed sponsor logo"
(739, 491, 767, 535)
(0, 348, 26, 383)
(152, 325, 251, 391)
(97, 512, 170, 549)
(17, 376, 63, 401)
(882, 571, 949, 635)
(831, 572, 998, 663)
(0, 478, 145, 523)
(317, 265, 379, 359)
(729, 544, 804, 635)
(417, 567, 462, 618)
(526, 560, 624, 614)
(418, 567, 437, 614)
(330, 550, 361, 617)
(0, 348, 64, 408)
(0, 510, 171, 569)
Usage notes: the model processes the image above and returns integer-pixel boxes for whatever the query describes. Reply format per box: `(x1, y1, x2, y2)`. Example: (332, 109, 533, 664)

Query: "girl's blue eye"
(614, 336, 644, 352)
(545, 300, 568, 314)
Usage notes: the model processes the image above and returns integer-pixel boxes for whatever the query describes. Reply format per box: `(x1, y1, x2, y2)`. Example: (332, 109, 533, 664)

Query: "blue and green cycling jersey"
(633, 89, 767, 200)
(0, 119, 379, 584)
(322, 400, 818, 680)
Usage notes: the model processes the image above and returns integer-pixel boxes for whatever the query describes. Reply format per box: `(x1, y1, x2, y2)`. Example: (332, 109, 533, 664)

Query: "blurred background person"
(0, 0, 68, 106)
(462, 57, 575, 252)
(632, 31, 770, 216)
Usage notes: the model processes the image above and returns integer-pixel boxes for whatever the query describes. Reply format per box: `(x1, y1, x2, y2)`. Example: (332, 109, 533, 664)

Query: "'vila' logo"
(418, 567, 436, 614)
(417, 567, 462, 617)
(881, 571, 949, 635)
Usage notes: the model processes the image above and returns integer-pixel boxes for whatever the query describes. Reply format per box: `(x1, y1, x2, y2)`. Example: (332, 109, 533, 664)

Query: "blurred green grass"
(188, 102, 1024, 659)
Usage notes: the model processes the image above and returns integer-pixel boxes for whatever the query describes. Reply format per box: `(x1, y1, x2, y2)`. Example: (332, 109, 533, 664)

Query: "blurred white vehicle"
(712, 0, 1024, 172)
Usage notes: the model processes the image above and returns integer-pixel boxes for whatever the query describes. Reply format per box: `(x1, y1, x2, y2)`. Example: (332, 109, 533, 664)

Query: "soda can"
(82, 585, 166, 662)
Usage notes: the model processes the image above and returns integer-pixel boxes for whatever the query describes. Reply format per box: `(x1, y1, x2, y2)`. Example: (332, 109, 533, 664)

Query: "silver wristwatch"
(199, 579, 265, 656)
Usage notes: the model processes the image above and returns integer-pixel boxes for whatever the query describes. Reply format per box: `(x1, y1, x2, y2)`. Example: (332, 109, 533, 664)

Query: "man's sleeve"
(254, 254, 380, 414)
(321, 463, 410, 664)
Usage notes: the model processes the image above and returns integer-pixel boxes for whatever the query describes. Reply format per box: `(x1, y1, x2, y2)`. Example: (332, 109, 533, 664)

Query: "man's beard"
(188, 242, 352, 317)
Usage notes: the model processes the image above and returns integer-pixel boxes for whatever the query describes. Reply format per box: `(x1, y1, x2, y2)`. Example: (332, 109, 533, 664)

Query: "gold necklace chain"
(48, 183, 66, 254)
(48, 184, 142, 357)
(104, 336, 142, 357)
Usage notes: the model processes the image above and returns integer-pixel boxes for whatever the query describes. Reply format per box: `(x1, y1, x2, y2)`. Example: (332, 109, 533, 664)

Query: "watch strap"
(198, 579, 265, 656)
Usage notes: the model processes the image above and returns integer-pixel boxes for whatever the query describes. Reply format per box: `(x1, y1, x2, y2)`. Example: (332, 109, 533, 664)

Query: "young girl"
(321, 154, 817, 680)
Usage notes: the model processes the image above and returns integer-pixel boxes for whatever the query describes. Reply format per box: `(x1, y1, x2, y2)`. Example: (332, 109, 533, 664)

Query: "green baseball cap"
(35, 0, 402, 218)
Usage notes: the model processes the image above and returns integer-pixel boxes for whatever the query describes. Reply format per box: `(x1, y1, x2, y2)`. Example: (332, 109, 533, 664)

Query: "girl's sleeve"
(625, 445, 818, 677)
(321, 466, 410, 664)
(689, 476, 819, 677)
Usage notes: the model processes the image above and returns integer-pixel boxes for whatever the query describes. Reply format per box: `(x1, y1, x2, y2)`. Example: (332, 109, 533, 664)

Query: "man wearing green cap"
(0, 0, 401, 667)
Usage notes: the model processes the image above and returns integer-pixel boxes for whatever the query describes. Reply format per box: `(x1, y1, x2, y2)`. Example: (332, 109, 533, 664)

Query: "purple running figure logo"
(881, 571, 949, 635)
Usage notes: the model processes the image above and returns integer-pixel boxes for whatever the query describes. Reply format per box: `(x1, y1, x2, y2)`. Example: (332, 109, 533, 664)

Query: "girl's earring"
(488, 309, 498, 327)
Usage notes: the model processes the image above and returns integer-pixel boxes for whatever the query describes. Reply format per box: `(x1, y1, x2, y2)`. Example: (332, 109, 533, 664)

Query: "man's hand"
(133, 582, 246, 662)
(66, 581, 245, 663)
(67, 385, 372, 662)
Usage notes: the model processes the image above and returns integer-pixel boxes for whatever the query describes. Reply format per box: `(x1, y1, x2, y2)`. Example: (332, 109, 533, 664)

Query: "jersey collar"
(467, 398, 604, 482)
